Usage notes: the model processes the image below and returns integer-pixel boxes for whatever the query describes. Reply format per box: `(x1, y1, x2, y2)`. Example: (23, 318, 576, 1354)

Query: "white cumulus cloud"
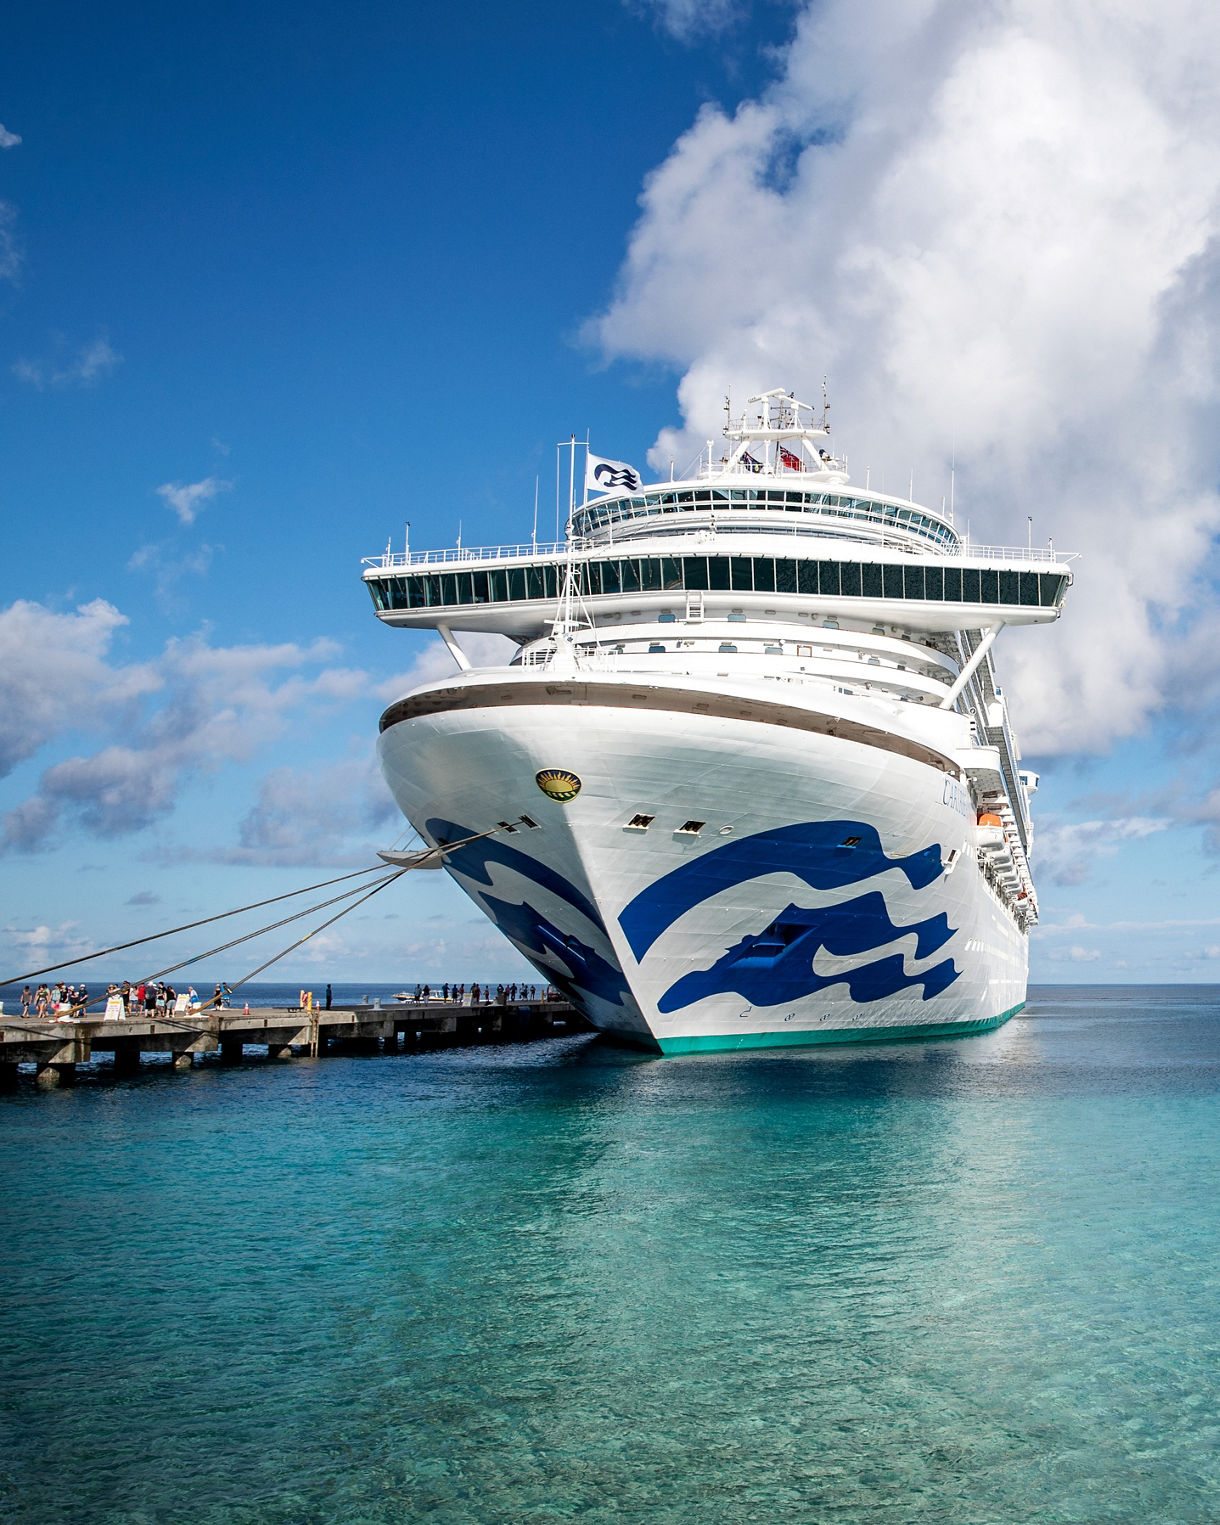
(0, 604, 376, 855)
(0, 124, 20, 149)
(155, 475, 232, 525)
(591, 0, 1220, 756)
(13, 335, 122, 389)
(1036, 815, 1170, 886)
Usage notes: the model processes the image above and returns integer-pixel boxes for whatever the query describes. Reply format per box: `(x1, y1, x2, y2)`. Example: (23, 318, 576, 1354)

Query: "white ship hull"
(378, 693, 1027, 1054)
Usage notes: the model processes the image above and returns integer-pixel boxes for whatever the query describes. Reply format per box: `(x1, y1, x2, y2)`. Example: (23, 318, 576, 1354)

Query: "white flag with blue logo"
(585, 451, 643, 494)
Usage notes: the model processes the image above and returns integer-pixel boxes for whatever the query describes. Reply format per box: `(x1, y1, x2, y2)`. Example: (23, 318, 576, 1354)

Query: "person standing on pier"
(20, 986, 30, 1015)
(325, 984, 332, 1010)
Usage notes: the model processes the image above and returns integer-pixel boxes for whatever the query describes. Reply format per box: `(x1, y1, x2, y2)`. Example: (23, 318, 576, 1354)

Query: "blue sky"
(2, 0, 1219, 988)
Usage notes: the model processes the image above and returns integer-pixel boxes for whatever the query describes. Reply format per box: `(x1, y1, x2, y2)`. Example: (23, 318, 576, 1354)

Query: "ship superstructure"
(364, 390, 1072, 1053)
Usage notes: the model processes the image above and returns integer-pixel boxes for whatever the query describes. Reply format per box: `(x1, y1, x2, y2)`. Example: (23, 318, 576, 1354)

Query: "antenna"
(532, 476, 539, 549)
(821, 376, 830, 430)
(949, 436, 956, 523)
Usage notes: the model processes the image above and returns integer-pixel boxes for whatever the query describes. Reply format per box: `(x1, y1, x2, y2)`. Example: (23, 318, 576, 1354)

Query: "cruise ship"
(364, 391, 1072, 1054)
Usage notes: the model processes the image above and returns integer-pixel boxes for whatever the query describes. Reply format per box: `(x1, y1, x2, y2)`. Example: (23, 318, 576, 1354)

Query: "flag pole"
(581, 431, 590, 509)
(567, 433, 576, 538)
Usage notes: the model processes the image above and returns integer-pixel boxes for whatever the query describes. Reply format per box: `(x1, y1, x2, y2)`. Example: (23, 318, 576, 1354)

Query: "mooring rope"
(2, 819, 524, 1034)
(0, 864, 389, 987)
(1, 820, 521, 989)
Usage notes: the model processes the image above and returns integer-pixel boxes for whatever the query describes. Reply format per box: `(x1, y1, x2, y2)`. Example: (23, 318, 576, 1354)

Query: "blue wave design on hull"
(424, 817, 626, 1008)
(426, 816, 606, 931)
(620, 820, 945, 961)
(658, 892, 960, 1013)
(481, 893, 629, 1009)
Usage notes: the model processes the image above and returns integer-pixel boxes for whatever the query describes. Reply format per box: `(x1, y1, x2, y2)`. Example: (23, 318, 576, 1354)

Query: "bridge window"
(369, 554, 1068, 614)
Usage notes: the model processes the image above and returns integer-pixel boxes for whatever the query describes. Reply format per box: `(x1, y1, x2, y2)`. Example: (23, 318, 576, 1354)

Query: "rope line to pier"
(227, 869, 408, 991)
(2, 875, 408, 1049)
(2, 819, 523, 989)
(0, 864, 388, 986)
(134, 872, 404, 989)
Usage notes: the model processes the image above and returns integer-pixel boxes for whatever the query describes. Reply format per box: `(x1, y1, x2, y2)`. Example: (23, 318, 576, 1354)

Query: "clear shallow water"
(3, 986, 1220, 1524)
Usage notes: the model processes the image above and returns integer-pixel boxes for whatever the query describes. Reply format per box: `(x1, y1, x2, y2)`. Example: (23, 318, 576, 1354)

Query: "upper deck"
(361, 387, 1073, 638)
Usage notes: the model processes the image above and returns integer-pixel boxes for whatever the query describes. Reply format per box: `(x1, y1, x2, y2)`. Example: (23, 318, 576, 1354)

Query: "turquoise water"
(3, 985, 1220, 1523)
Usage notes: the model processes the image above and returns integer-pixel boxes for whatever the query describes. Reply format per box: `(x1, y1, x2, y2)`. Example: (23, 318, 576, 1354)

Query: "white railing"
(363, 536, 1073, 572)
(364, 543, 567, 571)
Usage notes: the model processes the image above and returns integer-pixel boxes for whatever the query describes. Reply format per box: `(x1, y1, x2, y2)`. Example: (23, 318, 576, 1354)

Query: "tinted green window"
(861, 564, 883, 599)
(730, 556, 753, 591)
(883, 565, 903, 599)
(581, 563, 600, 597)
(640, 558, 662, 591)
(960, 568, 980, 602)
(438, 573, 455, 605)
(683, 556, 709, 590)
(368, 581, 386, 611)
(904, 565, 925, 600)
(998, 570, 1018, 605)
(841, 562, 862, 597)
(943, 567, 962, 602)
(979, 570, 999, 604)
(775, 558, 797, 594)
(754, 558, 776, 593)
(708, 557, 731, 591)
(816, 561, 839, 596)
(507, 568, 526, 601)
(795, 560, 819, 595)
(620, 559, 641, 594)
(524, 567, 547, 600)
(600, 561, 621, 595)
(1040, 573, 1065, 606)
(472, 570, 489, 603)
(924, 566, 944, 601)
(661, 557, 683, 590)
(1018, 570, 1039, 606)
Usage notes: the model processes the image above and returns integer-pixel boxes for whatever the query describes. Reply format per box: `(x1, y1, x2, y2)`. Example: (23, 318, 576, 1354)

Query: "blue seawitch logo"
(426, 818, 603, 927)
(657, 892, 959, 1013)
(479, 893, 630, 1009)
(618, 819, 946, 962)
(425, 817, 627, 1008)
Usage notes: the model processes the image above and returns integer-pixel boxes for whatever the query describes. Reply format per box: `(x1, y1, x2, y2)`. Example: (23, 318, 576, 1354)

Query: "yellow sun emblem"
(535, 768, 582, 803)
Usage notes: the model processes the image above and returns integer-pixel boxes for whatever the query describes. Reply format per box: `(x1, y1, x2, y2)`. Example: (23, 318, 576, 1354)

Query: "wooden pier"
(0, 1000, 589, 1088)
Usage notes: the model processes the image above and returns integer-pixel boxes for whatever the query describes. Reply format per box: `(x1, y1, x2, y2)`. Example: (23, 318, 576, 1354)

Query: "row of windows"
(367, 556, 1068, 612)
(570, 488, 958, 548)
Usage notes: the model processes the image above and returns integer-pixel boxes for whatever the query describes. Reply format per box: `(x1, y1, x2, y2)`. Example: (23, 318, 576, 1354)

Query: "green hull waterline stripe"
(655, 1004, 1025, 1056)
